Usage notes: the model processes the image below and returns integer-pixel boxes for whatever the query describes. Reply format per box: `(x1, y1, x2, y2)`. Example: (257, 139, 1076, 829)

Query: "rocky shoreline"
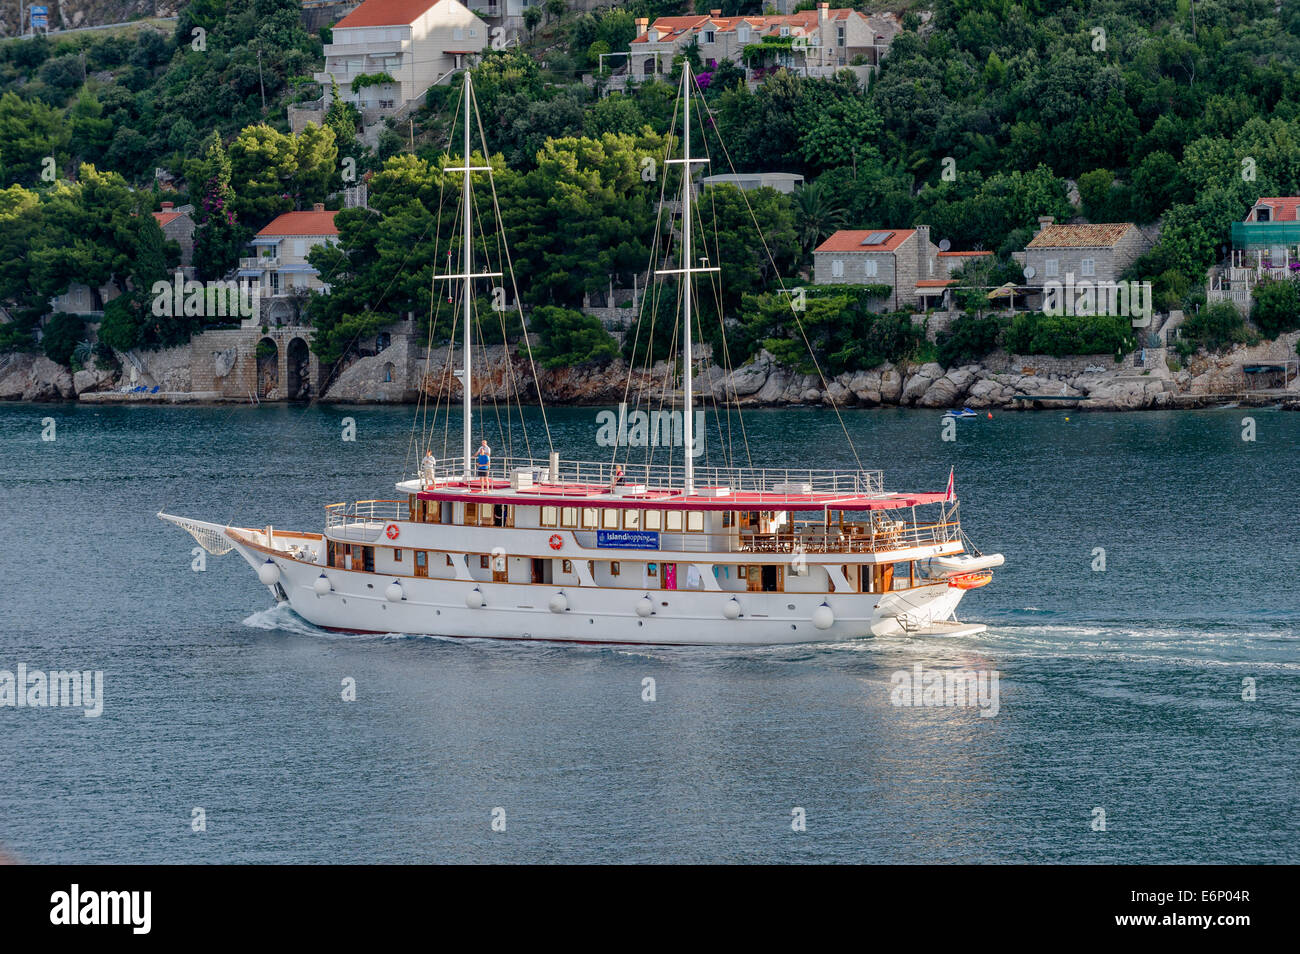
(3, 332, 1298, 411)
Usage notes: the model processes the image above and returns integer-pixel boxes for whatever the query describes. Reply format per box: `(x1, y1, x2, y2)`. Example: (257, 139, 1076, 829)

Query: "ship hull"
(230, 536, 975, 646)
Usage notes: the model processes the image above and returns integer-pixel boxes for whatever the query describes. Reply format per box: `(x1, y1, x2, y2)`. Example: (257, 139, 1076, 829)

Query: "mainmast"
(462, 72, 472, 477)
(436, 71, 500, 479)
(657, 63, 718, 494)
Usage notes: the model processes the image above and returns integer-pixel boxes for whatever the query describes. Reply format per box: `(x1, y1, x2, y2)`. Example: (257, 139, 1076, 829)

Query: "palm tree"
(792, 179, 848, 255)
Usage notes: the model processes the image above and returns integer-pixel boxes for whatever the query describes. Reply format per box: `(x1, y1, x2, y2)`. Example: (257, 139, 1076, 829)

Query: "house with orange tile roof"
(627, 4, 898, 83)
(315, 0, 488, 124)
(237, 204, 341, 324)
(152, 201, 196, 267)
(813, 225, 991, 311)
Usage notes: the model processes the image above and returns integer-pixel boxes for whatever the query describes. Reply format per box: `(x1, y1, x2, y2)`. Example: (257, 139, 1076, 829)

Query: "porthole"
(787, 603, 795, 610)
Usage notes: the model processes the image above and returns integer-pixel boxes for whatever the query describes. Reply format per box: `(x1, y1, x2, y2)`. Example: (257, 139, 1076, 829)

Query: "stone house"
(813, 226, 990, 311)
(153, 201, 196, 267)
(1015, 218, 1152, 306)
(628, 4, 898, 82)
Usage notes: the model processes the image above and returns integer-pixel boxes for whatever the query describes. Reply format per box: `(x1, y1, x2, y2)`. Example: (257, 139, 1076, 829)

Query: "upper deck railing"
(414, 455, 886, 500)
(325, 499, 404, 541)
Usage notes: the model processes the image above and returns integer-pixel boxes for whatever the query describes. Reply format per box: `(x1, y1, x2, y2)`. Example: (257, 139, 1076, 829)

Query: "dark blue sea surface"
(0, 402, 1295, 863)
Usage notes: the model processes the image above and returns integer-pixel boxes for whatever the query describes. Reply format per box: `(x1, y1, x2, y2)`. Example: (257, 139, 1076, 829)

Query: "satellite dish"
(938, 238, 951, 252)
(1023, 265, 1037, 279)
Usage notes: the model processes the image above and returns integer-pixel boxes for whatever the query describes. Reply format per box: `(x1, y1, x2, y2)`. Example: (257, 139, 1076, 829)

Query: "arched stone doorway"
(256, 336, 279, 398)
(287, 337, 311, 400)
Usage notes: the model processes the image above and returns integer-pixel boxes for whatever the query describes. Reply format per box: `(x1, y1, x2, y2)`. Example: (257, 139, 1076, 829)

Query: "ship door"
(414, 551, 428, 578)
(531, 558, 547, 584)
(492, 551, 508, 583)
(761, 565, 781, 592)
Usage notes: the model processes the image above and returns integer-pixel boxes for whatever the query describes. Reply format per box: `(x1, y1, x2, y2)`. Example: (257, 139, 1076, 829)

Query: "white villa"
(237, 205, 340, 324)
(316, 0, 490, 119)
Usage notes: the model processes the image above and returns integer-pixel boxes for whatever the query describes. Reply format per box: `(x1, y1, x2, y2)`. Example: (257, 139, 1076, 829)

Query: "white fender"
(723, 597, 742, 620)
(549, 591, 568, 613)
(812, 603, 835, 630)
(636, 596, 654, 618)
(466, 587, 485, 609)
(385, 581, 403, 602)
(313, 574, 332, 596)
(257, 560, 280, 586)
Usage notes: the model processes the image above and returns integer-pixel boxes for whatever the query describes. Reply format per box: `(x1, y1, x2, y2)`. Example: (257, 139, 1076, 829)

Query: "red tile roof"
(936, 250, 991, 257)
(152, 211, 183, 227)
(916, 279, 955, 288)
(634, 9, 861, 43)
(257, 210, 339, 237)
(1253, 197, 1300, 222)
(335, 0, 446, 29)
(815, 229, 913, 253)
(1025, 223, 1135, 249)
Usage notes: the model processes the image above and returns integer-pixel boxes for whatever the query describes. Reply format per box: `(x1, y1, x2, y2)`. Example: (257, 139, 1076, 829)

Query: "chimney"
(818, 1, 829, 23)
(710, 8, 720, 15)
(915, 224, 931, 276)
(1037, 215, 1054, 233)
(313, 202, 326, 213)
(635, 17, 648, 36)
(160, 201, 174, 209)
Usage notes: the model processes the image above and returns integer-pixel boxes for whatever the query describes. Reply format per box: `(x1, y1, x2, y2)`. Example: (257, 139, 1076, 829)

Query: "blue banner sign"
(31, 6, 48, 29)
(596, 529, 660, 550)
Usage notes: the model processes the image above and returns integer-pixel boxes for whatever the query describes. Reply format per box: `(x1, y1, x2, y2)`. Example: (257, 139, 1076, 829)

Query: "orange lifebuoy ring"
(385, 523, 400, 540)
(549, 534, 563, 550)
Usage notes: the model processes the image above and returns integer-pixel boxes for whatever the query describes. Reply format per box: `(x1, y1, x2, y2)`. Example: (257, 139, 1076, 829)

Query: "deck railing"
(570, 520, 960, 556)
(324, 499, 405, 541)
(415, 455, 886, 499)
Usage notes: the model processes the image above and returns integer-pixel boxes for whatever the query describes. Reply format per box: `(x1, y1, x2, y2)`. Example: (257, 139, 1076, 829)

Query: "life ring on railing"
(385, 523, 400, 540)
(549, 534, 563, 551)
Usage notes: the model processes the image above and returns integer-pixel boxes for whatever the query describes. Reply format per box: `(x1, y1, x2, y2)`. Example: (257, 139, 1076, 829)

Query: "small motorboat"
(943, 408, 978, 418)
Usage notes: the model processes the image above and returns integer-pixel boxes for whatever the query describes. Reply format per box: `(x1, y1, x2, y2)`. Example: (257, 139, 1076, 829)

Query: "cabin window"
(601, 508, 619, 529)
(541, 506, 558, 527)
(480, 555, 490, 569)
(686, 511, 704, 532)
(479, 504, 494, 524)
(446, 554, 455, 567)
(666, 510, 683, 532)
(723, 511, 733, 527)
(394, 549, 402, 562)
(562, 559, 573, 574)
(644, 510, 662, 531)
(647, 562, 658, 577)
(610, 561, 621, 576)
(561, 507, 578, 528)
(581, 507, 598, 529)
(738, 565, 749, 579)
(624, 510, 639, 529)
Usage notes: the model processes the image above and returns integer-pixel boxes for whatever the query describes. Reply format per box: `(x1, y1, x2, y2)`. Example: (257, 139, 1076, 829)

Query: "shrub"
(1002, 312, 1136, 357)
(1181, 301, 1251, 352)
(528, 305, 618, 369)
(41, 313, 85, 367)
(1251, 278, 1300, 338)
(936, 315, 1003, 368)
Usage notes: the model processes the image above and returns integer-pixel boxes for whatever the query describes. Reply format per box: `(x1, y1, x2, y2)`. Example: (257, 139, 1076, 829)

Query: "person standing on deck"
(476, 440, 491, 490)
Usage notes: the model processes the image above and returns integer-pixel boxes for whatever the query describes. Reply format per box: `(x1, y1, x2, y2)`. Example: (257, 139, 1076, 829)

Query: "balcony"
(239, 257, 279, 271)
